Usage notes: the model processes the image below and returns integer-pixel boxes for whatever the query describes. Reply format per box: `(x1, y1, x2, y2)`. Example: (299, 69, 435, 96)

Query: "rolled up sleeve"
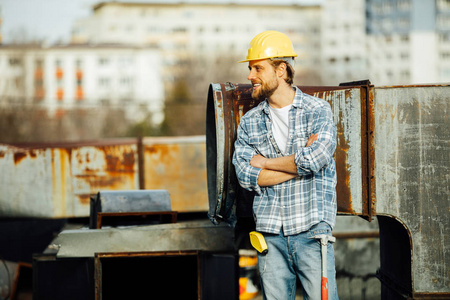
(294, 105, 337, 175)
(232, 121, 263, 195)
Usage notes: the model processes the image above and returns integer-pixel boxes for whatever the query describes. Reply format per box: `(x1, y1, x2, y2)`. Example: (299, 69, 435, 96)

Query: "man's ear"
(277, 62, 287, 78)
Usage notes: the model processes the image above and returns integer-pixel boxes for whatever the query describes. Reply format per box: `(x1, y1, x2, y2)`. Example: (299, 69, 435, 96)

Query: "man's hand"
(306, 133, 318, 147)
(250, 133, 318, 172)
(250, 154, 266, 169)
(249, 133, 318, 186)
(250, 133, 317, 169)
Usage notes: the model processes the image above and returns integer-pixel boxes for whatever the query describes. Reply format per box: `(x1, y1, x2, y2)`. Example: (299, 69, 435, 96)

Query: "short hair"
(268, 58, 295, 85)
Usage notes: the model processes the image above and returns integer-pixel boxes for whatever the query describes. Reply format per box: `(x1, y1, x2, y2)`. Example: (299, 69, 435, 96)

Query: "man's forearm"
(264, 154, 298, 174)
(250, 134, 318, 175)
(257, 169, 298, 187)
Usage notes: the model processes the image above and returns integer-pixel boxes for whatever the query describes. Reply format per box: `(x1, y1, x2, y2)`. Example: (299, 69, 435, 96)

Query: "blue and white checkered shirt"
(232, 87, 337, 236)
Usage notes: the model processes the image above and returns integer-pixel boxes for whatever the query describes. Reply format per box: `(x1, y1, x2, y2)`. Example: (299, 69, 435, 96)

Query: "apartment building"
(70, 1, 324, 86)
(0, 44, 164, 124)
(366, 0, 450, 85)
(320, 0, 368, 85)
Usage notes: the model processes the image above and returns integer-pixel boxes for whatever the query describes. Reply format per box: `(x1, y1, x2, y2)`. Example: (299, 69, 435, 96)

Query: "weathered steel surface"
(206, 83, 371, 224)
(206, 82, 449, 297)
(143, 136, 208, 212)
(313, 88, 365, 216)
(0, 136, 208, 217)
(93, 190, 172, 213)
(373, 86, 450, 295)
(0, 140, 139, 218)
(52, 220, 235, 258)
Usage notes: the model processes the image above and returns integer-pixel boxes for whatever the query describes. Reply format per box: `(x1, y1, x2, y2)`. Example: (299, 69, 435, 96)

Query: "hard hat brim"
(237, 55, 297, 64)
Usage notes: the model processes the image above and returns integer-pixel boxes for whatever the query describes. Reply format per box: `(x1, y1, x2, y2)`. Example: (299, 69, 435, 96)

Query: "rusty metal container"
(0, 139, 139, 218)
(206, 82, 449, 298)
(143, 136, 208, 212)
(0, 136, 208, 218)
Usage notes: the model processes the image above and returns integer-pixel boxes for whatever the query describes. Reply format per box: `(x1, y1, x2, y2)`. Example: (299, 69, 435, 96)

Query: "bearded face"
(249, 61, 280, 101)
(251, 70, 279, 101)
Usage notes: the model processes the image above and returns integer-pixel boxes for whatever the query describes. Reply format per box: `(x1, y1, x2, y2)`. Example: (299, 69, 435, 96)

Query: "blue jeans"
(257, 222, 339, 300)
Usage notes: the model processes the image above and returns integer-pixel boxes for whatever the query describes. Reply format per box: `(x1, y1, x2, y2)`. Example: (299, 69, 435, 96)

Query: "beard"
(251, 74, 279, 101)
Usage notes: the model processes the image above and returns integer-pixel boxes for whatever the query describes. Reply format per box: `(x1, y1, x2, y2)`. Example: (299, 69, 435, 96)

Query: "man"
(232, 30, 339, 300)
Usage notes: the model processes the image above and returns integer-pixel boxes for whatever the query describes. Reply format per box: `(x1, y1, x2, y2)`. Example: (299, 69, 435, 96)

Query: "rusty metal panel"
(373, 86, 450, 294)
(0, 141, 139, 218)
(142, 136, 208, 212)
(314, 88, 364, 215)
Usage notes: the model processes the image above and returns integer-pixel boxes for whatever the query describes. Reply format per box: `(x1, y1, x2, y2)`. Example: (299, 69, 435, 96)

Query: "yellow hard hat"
(239, 30, 297, 63)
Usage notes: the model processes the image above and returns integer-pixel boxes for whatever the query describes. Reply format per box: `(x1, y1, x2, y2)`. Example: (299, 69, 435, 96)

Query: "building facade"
(2, 0, 449, 136)
(0, 44, 164, 124)
(321, 0, 368, 85)
(366, 0, 450, 85)
(70, 2, 324, 86)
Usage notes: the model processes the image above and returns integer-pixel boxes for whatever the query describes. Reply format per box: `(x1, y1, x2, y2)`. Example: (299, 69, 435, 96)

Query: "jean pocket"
(306, 222, 332, 239)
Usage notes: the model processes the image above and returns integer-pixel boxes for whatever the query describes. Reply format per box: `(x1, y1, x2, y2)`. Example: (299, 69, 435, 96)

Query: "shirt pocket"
(249, 135, 270, 156)
(293, 131, 309, 150)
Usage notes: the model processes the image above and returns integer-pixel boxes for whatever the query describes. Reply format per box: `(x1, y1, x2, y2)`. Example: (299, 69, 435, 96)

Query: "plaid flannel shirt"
(232, 87, 337, 235)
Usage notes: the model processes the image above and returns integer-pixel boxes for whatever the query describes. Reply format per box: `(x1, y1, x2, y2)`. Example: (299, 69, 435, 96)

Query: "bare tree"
(159, 54, 246, 136)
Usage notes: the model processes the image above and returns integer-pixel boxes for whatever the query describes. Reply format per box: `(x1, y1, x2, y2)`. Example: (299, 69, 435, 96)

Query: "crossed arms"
(232, 105, 336, 194)
(250, 134, 317, 186)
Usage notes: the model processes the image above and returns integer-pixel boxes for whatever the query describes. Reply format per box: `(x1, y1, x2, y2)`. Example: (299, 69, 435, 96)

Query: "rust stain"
(13, 152, 27, 165)
(366, 87, 376, 217)
(320, 90, 353, 214)
(100, 146, 136, 172)
(75, 171, 136, 205)
(335, 117, 353, 214)
(312, 89, 353, 214)
(76, 194, 92, 205)
(144, 142, 208, 212)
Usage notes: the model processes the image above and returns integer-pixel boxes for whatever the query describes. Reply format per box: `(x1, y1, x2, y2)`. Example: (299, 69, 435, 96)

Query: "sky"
(0, 0, 321, 44)
(1, 0, 99, 43)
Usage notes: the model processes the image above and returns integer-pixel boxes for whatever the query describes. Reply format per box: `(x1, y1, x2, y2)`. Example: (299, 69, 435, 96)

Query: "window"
(441, 52, 450, 59)
(120, 77, 133, 87)
(99, 58, 109, 65)
(99, 77, 111, 87)
(9, 58, 21, 66)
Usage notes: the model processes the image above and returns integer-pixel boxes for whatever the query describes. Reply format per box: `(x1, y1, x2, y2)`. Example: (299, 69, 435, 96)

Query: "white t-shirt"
(268, 104, 292, 155)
